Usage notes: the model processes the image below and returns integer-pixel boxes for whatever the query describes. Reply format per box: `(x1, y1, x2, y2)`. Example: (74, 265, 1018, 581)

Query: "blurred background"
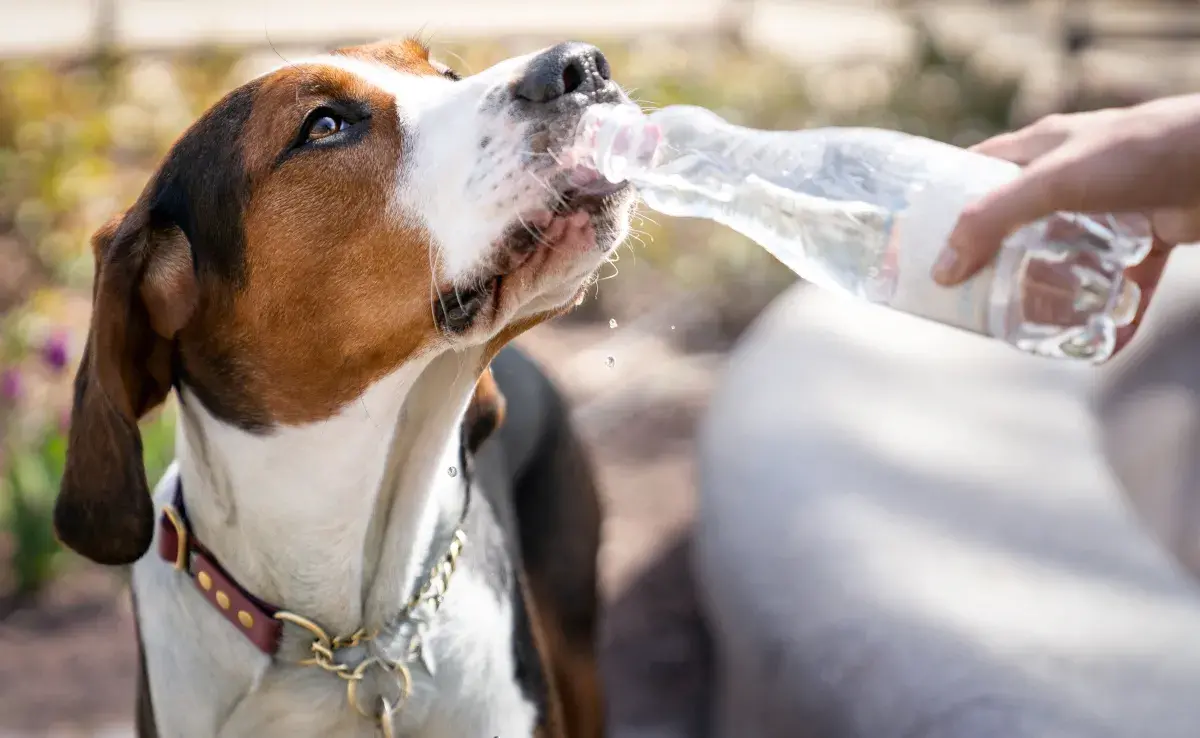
(1, 0, 1199, 735)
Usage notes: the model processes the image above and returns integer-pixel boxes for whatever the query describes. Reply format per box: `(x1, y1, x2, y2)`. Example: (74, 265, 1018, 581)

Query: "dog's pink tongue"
(539, 214, 568, 242)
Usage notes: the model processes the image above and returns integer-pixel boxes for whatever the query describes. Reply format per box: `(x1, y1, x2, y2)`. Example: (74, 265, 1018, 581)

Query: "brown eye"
(288, 105, 367, 154)
(306, 112, 345, 141)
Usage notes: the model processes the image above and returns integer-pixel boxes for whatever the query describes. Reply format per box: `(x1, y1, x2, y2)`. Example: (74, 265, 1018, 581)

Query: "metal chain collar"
(273, 529, 467, 735)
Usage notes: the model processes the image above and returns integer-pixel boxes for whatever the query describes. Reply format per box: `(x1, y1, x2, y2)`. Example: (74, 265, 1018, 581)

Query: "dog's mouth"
(434, 179, 631, 336)
(505, 177, 631, 252)
(435, 279, 496, 334)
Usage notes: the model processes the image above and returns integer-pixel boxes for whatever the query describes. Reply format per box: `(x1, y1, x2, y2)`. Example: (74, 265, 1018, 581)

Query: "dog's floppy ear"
(55, 206, 197, 565)
(464, 364, 507, 453)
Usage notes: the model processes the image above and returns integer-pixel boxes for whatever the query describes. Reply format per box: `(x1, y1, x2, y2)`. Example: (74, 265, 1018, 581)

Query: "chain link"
(273, 528, 466, 731)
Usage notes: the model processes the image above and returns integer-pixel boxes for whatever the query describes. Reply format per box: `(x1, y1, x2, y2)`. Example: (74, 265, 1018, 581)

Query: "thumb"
(1151, 205, 1200, 245)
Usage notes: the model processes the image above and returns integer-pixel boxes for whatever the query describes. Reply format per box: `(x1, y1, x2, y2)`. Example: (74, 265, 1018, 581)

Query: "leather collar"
(157, 482, 285, 653)
(157, 439, 473, 657)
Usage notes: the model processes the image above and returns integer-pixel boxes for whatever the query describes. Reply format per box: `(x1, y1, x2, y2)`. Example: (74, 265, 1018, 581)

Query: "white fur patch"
(293, 52, 544, 283)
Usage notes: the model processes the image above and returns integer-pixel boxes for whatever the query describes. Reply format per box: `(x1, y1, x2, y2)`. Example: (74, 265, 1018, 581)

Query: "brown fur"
(528, 580, 605, 738)
(233, 62, 434, 424)
(520, 571, 569, 738)
(465, 366, 507, 453)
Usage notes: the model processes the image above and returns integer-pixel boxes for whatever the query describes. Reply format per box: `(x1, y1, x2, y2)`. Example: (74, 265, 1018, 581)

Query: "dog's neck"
(172, 349, 485, 636)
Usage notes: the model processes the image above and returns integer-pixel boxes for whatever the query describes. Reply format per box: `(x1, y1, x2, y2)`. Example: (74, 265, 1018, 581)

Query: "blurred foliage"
(0, 50, 227, 605)
(6, 429, 66, 600)
(0, 29, 1017, 602)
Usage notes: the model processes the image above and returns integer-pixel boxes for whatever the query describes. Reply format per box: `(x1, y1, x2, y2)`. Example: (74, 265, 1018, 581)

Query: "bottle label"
(885, 182, 998, 336)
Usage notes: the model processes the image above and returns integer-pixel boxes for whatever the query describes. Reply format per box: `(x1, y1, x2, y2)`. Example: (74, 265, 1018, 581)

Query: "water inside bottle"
(573, 103, 1152, 362)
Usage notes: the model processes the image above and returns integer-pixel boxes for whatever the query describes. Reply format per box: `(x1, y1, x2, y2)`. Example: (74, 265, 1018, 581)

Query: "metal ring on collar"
(346, 657, 412, 722)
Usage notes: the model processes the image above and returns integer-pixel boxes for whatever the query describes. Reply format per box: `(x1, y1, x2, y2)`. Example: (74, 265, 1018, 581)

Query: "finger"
(969, 125, 1068, 166)
(935, 140, 1176, 286)
(933, 165, 1059, 285)
(1151, 205, 1200, 245)
(1112, 237, 1174, 355)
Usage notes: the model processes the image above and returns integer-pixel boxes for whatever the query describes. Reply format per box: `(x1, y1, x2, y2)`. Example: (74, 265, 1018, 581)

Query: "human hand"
(932, 95, 1200, 351)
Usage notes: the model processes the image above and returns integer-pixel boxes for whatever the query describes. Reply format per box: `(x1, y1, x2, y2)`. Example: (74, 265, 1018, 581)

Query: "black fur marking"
(147, 81, 275, 433)
(147, 81, 260, 288)
(174, 339, 273, 433)
(477, 346, 603, 724)
(497, 348, 600, 646)
(511, 573, 551, 720)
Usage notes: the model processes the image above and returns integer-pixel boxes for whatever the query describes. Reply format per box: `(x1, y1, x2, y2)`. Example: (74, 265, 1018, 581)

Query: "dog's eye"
(281, 105, 367, 159)
(303, 109, 347, 142)
(431, 60, 461, 82)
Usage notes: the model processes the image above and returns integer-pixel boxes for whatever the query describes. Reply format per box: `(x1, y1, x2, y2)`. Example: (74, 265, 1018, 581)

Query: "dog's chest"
(392, 564, 541, 738)
(134, 506, 540, 738)
(137, 560, 538, 738)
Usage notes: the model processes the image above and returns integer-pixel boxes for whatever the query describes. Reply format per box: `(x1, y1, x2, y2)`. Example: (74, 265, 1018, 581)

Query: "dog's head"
(56, 39, 635, 566)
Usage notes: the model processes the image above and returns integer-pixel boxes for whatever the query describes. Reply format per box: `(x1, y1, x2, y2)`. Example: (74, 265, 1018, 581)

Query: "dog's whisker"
(521, 171, 570, 211)
(428, 243, 454, 339)
(595, 251, 622, 282)
(440, 48, 475, 76)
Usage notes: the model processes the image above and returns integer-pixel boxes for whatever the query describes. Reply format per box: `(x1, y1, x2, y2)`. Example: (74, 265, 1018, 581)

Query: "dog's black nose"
(515, 42, 612, 104)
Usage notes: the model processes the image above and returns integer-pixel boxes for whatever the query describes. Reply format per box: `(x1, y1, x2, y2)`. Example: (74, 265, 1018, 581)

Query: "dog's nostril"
(561, 59, 585, 96)
(515, 42, 611, 104)
(595, 53, 611, 81)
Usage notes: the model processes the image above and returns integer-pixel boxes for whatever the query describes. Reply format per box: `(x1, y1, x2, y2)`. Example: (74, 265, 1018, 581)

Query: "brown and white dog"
(54, 38, 635, 737)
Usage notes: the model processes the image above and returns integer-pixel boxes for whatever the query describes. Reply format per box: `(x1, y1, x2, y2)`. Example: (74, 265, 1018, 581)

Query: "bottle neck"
(574, 104, 660, 184)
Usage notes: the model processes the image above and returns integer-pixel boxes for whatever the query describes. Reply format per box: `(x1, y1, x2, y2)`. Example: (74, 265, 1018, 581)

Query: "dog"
(54, 38, 636, 737)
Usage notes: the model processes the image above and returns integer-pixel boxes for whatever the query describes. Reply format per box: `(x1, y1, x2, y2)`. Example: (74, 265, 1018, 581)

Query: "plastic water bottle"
(570, 104, 1153, 363)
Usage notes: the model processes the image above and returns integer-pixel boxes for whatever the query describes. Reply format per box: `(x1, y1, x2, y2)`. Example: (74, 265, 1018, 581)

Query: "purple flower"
(41, 332, 70, 373)
(1, 368, 22, 403)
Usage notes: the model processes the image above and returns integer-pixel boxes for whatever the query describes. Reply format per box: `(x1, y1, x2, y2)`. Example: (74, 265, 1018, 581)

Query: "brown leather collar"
(157, 483, 284, 653)
(157, 442, 474, 659)
(158, 431, 474, 661)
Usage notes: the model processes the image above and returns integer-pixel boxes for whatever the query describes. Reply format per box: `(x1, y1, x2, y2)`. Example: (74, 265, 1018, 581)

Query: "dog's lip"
(502, 178, 629, 251)
(492, 160, 632, 284)
(564, 165, 627, 197)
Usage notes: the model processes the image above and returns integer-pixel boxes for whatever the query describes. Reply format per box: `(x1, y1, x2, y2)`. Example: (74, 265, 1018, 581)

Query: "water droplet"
(447, 466, 458, 477)
(609, 318, 618, 329)
(605, 356, 615, 368)
(670, 325, 676, 331)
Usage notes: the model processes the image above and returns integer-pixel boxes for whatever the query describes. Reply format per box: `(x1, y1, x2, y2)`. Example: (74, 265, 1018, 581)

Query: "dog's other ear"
(55, 207, 197, 565)
(464, 364, 507, 453)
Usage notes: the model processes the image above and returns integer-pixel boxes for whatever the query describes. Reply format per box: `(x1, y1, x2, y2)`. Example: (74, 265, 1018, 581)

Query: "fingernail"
(931, 246, 959, 285)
